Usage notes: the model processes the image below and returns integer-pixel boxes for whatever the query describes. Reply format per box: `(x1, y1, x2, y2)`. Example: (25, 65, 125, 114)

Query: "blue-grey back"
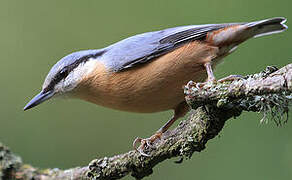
(100, 23, 230, 71)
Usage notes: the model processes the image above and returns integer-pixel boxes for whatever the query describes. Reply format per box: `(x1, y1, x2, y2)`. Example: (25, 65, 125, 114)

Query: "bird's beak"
(23, 90, 54, 111)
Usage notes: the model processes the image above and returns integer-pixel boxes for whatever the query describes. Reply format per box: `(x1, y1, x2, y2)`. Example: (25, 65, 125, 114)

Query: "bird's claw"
(133, 132, 162, 156)
(195, 82, 205, 89)
(218, 75, 243, 83)
(195, 78, 217, 89)
(133, 137, 151, 157)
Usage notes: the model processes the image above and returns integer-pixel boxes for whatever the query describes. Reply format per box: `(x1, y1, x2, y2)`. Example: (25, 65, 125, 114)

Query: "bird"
(24, 17, 287, 156)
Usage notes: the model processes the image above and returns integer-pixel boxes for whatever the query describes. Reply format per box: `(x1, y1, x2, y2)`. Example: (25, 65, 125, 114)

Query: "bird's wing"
(101, 23, 238, 72)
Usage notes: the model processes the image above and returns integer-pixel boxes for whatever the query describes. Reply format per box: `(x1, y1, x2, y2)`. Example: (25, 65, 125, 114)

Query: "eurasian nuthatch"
(24, 17, 287, 155)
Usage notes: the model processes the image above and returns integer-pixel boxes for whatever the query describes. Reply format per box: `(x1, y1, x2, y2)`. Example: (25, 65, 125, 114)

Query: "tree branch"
(1, 64, 291, 180)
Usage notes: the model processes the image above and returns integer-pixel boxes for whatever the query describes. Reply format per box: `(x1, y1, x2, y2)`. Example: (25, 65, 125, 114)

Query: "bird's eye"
(59, 68, 69, 78)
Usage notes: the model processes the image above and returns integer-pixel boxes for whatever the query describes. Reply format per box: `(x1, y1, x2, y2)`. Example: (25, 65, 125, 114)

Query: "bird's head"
(23, 49, 106, 111)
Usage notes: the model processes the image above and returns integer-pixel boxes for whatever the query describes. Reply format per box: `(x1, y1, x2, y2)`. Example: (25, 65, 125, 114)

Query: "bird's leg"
(196, 62, 243, 89)
(205, 62, 216, 82)
(206, 62, 243, 83)
(196, 62, 216, 88)
(133, 102, 190, 156)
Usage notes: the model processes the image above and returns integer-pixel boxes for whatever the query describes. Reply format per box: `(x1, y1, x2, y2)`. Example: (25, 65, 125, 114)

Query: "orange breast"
(75, 41, 219, 113)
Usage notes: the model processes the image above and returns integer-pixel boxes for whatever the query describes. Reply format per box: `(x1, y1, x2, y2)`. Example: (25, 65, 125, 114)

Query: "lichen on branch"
(185, 65, 292, 125)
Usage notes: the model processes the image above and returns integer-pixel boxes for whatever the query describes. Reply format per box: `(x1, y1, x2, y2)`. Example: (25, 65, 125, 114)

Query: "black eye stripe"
(43, 50, 106, 93)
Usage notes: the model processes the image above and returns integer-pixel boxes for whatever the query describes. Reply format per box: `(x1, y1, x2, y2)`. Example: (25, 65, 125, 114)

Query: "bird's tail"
(246, 17, 288, 38)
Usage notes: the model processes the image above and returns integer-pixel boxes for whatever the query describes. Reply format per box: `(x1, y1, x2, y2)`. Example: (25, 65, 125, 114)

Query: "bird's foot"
(195, 78, 217, 89)
(195, 75, 243, 89)
(133, 132, 162, 156)
(218, 75, 243, 83)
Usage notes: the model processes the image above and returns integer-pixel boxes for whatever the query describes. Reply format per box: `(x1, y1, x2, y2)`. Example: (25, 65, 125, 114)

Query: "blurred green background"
(0, 0, 291, 179)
